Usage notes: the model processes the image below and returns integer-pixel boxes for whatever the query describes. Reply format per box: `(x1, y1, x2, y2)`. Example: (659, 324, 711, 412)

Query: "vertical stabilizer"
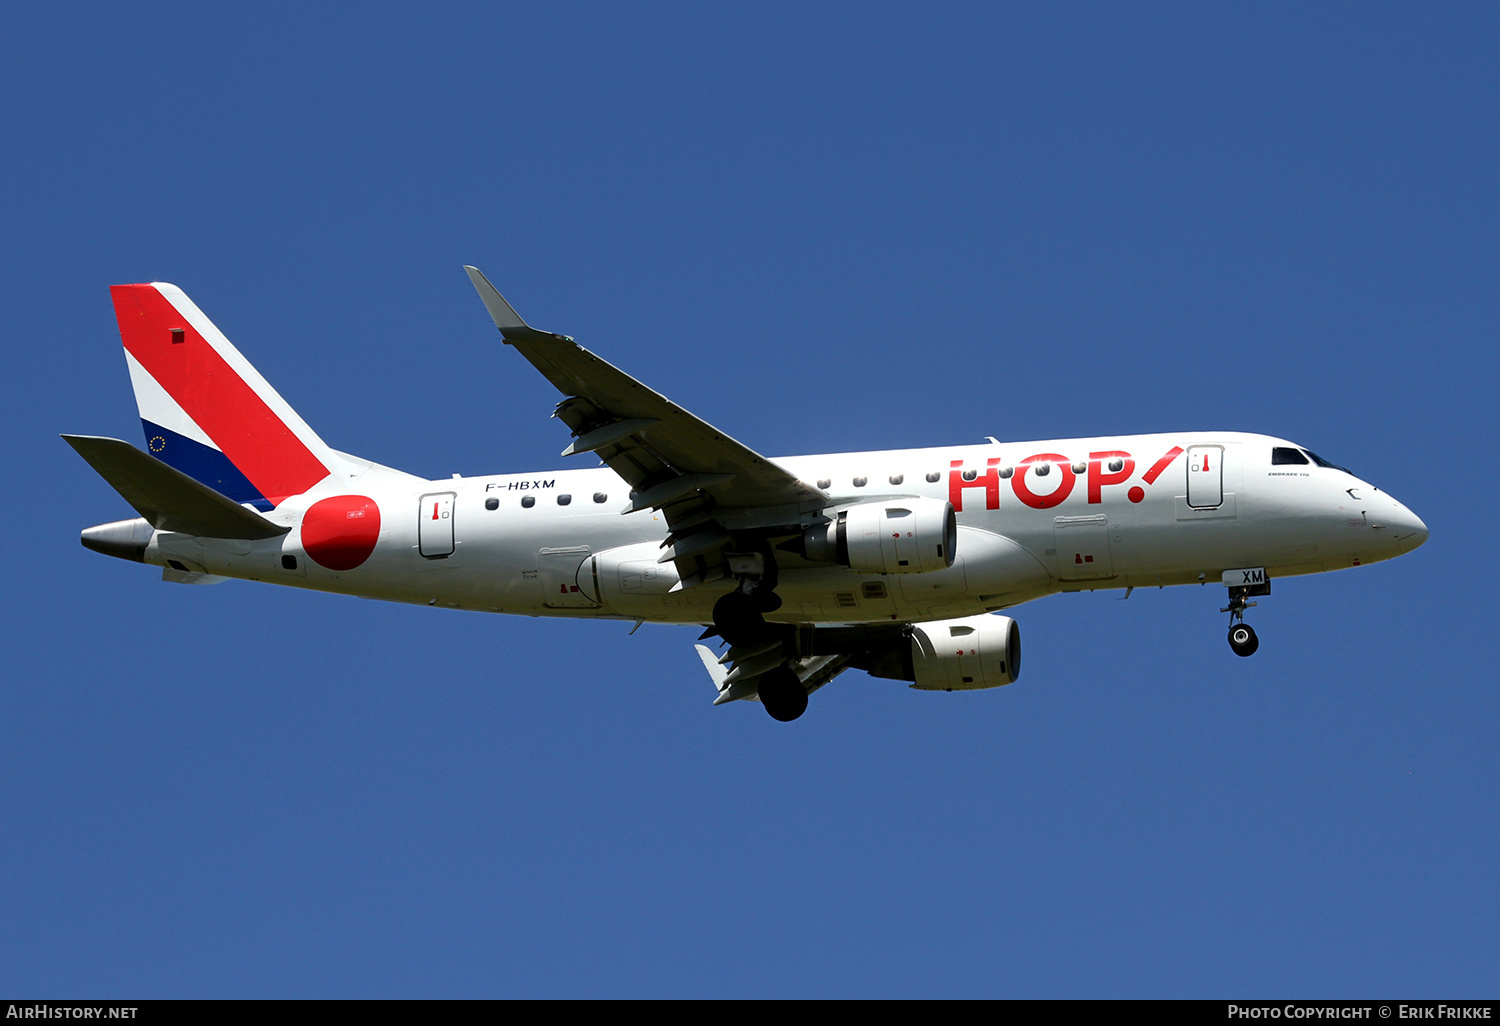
(111, 283, 342, 508)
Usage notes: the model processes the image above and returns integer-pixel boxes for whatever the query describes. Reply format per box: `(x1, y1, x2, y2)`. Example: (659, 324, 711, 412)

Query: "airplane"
(66, 269, 1429, 721)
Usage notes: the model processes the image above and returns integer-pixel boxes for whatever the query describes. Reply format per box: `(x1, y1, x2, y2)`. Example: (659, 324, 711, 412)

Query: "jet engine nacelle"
(909, 613, 1020, 691)
(804, 497, 956, 574)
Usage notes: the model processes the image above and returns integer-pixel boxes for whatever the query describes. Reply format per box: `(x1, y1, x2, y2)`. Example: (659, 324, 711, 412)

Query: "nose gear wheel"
(1220, 584, 1261, 656)
(1228, 622, 1259, 657)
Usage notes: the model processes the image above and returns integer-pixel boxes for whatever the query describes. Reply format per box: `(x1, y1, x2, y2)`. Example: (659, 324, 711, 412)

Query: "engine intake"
(804, 497, 956, 574)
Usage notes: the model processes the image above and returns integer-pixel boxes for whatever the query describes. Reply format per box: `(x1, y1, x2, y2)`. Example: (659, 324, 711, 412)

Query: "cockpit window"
(1271, 447, 1309, 465)
(1302, 450, 1353, 474)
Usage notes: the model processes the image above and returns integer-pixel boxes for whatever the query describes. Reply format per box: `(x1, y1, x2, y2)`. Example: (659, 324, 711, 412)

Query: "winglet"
(463, 266, 571, 344)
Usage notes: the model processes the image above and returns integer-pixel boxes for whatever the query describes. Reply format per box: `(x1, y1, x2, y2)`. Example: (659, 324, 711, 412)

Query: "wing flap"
(695, 633, 853, 706)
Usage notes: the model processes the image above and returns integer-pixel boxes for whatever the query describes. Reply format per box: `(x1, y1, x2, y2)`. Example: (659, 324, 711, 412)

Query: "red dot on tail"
(1128, 486, 1145, 503)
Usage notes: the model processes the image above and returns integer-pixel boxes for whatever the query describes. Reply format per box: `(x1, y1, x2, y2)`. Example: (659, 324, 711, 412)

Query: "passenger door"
(1186, 445, 1223, 509)
(418, 492, 456, 558)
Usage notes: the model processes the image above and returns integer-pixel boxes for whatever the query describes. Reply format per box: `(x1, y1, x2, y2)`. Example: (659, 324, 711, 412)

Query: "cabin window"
(925, 472, 940, 483)
(484, 497, 499, 510)
(961, 469, 977, 482)
(521, 495, 536, 508)
(888, 474, 904, 485)
(817, 478, 831, 489)
(1272, 447, 1309, 466)
(853, 476, 867, 487)
(1108, 458, 1124, 473)
(593, 492, 608, 503)
(557, 494, 572, 505)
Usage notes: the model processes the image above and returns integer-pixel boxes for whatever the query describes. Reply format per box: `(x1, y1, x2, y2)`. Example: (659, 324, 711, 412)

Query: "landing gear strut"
(1221, 585, 1260, 657)
(710, 544, 804, 719)
(711, 545, 782, 646)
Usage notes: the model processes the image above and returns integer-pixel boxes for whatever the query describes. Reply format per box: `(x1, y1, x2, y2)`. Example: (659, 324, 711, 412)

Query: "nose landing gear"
(1227, 621, 1259, 657)
(1221, 584, 1262, 657)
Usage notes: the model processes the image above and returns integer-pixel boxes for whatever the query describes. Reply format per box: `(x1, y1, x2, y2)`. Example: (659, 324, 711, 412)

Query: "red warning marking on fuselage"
(1142, 446, 1185, 486)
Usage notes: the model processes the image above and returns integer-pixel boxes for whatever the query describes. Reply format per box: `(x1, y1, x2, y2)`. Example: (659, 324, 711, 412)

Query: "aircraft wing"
(466, 267, 829, 587)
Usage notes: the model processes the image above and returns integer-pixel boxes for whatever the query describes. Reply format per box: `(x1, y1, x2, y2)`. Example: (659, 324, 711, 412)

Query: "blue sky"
(2, 3, 1496, 997)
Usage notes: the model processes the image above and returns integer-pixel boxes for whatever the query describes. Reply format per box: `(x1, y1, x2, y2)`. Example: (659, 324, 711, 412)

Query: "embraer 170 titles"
(67, 269, 1429, 721)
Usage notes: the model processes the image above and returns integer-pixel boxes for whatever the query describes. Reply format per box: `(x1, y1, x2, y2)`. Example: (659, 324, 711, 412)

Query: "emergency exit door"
(419, 492, 456, 558)
(1186, 446, 1223, 509)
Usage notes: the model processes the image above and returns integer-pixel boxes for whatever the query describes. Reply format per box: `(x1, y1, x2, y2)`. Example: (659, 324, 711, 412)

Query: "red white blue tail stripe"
(111, 283, 337, 508)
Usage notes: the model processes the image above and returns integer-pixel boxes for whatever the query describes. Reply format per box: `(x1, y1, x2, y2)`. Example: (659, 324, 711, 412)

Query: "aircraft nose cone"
(1391, 500, 1428, 552)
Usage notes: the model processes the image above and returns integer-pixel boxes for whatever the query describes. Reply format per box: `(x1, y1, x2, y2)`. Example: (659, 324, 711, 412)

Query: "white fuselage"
(139, 431, 1428, 626)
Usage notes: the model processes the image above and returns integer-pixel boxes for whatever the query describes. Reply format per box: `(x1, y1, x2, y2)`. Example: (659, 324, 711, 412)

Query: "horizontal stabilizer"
(62, 435, 289, 540)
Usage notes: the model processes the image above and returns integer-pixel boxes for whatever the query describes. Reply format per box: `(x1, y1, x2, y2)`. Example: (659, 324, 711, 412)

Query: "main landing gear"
(711, 570, 807, 722)
(712, 587, 781, 647)
(1221, 585, 1261, 657)
(756, 665, 809, 722)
